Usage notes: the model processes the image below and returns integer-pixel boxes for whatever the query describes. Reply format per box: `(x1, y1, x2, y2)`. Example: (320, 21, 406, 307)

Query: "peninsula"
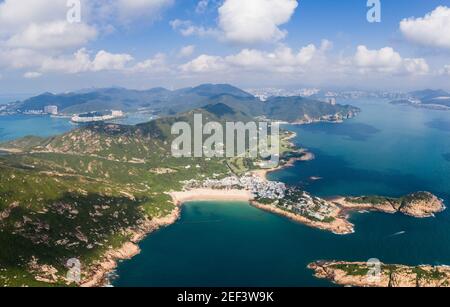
(332, 193, 445, 218)
(178, 173, 444, 235)
(390, 89, 450, 111)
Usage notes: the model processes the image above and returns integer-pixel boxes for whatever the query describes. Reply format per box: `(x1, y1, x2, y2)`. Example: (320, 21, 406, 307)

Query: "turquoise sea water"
(0, 113, 154, 143)
(0, 115, 74, 142)
(114, 99, 450, 287)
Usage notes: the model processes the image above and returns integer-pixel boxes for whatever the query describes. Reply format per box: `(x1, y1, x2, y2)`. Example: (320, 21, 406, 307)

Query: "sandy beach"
(81, 189, 252, 287)
(0, 147, 22, 154)
(170, 188, 355, 236)
(170, 189, 253, 204)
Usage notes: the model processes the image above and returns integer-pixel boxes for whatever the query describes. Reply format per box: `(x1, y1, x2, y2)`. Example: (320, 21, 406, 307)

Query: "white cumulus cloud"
(132, 53, 168, 72)
(400, 6, 450, 49)
(40, 49, 133, 74)
(354, 46, 402, 72)
(172, 0, 299, 45)
(225, 43, 327, 72)
(180, 42, 430, 79)
(0, 0, 97, 51)
(6, 21, 97, 50)
(218, 0, 299, 44)
(180, 40, 330, 74)
(0, 0, 174, 52)
(353, 45, 429, 75)
(180, 55, 228, 73)
(91, 50, 134, 72)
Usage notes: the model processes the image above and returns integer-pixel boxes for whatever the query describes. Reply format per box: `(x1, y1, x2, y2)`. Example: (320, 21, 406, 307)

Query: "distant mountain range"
(390, 89, 450, 110)
(247, 88, 408, 101)
(5, 84, 360, 124)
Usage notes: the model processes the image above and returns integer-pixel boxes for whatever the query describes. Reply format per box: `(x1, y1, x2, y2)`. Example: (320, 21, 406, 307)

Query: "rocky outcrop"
(80, 207, 181, 287)
(308, 261, 450, 287)
(398, 192, 445, 218)
(333, 192, 445, 218)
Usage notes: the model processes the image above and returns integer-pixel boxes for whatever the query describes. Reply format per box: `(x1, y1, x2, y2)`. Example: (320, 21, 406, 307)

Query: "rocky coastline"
(80, 208, 181, 287)
(308, 261, 450, 287)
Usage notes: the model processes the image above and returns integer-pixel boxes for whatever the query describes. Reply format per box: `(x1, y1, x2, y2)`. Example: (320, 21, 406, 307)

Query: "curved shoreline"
(78, 127, 444, 287)
(251, 202, 354, 235)
(81, 208, 181, 287)
(81, 159, 445, 286)
(81, 173, 445, 286)
(81, 189, 252, 287)
(253, 150, 315, 181)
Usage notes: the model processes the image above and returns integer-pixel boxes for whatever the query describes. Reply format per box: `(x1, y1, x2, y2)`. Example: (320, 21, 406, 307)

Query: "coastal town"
(179, 170, 445, 235)
(181, 174, 344, 226)
(182, 175, 286, 201)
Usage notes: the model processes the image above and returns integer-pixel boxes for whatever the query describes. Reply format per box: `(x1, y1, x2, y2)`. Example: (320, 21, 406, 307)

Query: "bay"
(114, 99, 450, 286)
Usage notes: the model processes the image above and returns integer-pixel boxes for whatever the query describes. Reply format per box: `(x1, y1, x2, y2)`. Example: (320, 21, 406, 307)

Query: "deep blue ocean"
(2, 99, 450, 286)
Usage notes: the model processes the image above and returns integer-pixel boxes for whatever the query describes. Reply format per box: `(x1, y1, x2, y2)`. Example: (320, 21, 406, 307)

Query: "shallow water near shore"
(113, 98, 450, 287)
(0, 113, 154, 143)
(0, 114, 74, 142)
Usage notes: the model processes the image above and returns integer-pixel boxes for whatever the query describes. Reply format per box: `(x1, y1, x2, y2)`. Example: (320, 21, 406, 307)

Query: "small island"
(308, 261, 450, 287)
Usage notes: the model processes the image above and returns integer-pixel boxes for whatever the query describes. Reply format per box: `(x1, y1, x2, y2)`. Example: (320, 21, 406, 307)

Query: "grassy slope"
(0, 113, 232, 286)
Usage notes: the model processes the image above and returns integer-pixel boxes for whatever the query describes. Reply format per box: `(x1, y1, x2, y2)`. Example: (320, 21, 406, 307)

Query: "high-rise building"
(327, 98, 337, 106)
(44, 105, 58, 115)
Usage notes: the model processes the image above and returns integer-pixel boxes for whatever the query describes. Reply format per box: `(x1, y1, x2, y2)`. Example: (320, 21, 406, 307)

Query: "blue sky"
(0, 0, 449, 94)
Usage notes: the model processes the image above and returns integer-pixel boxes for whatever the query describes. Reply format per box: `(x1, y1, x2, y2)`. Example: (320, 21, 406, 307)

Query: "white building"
(71, 110, 124, 123)
(328, 98, 336, 105)
(111, 110, 124, 117)
(44, 105, 58, 115)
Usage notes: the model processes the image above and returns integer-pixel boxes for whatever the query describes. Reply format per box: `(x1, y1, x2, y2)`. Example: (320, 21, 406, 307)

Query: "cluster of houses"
(279, 189, 336, 222)
(240, 175, 286, 200)
(182, 174, 286, 200)
(182, 174, 336, 223)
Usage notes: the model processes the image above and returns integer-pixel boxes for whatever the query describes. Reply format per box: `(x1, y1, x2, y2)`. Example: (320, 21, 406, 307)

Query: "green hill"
(9, 84, 360, 124)
(0, 107, 247, 286)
